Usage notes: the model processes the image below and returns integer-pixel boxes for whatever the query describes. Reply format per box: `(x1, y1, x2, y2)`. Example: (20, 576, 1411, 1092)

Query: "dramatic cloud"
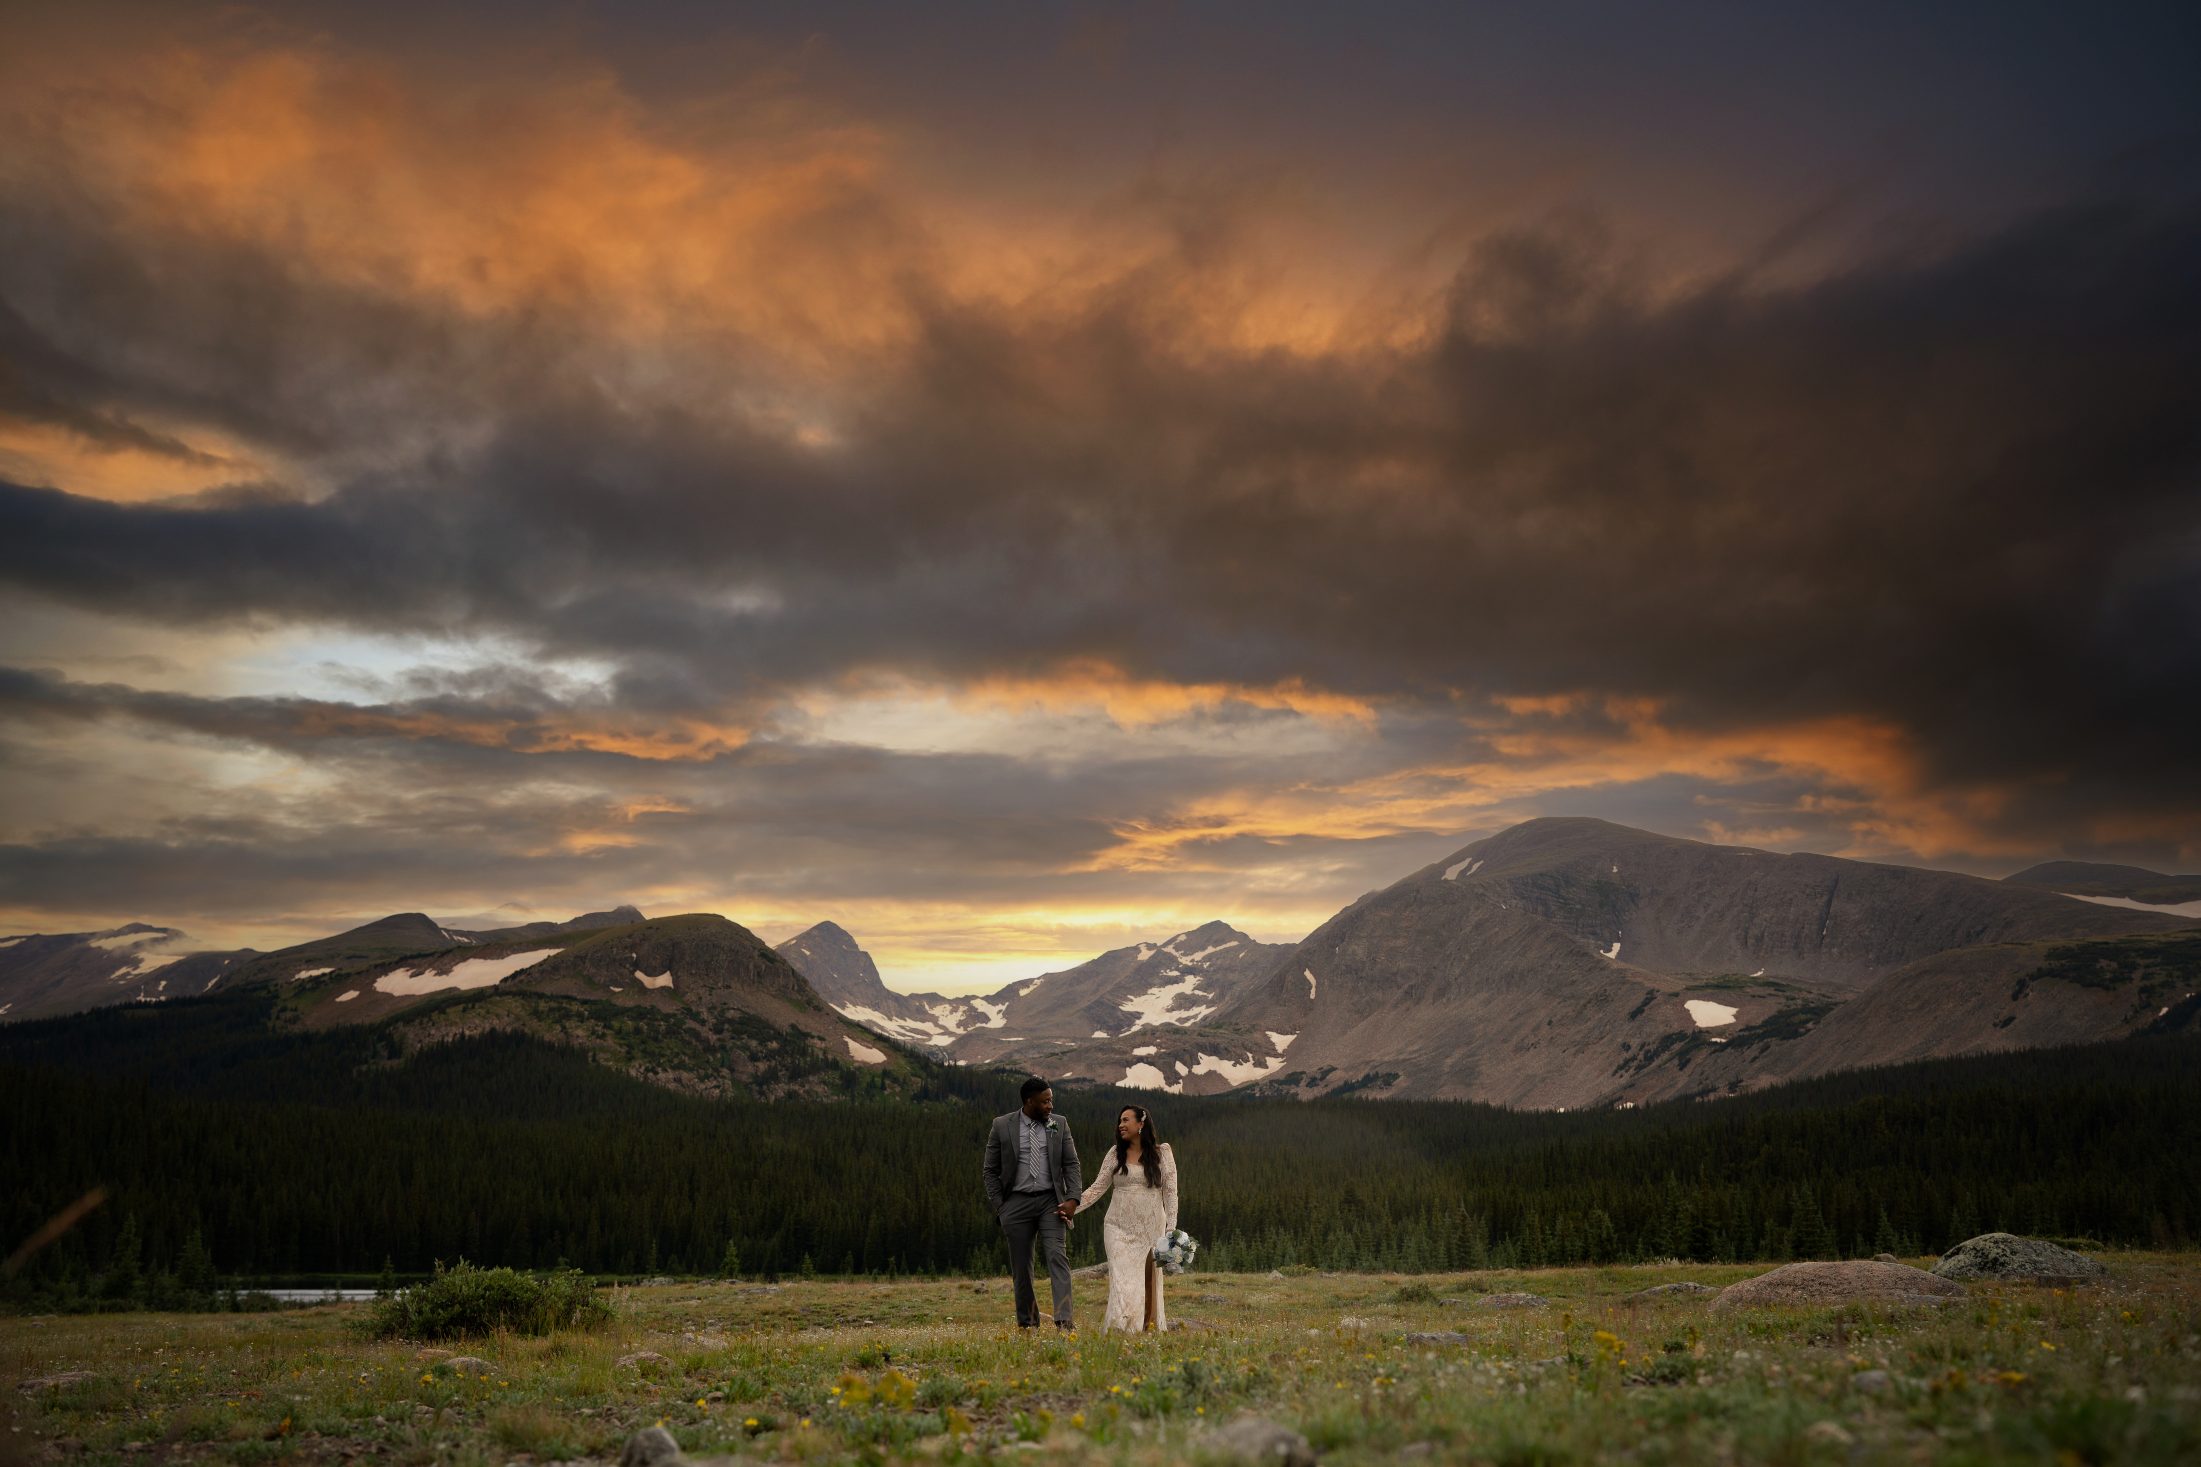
(2, 7, 2196, 981)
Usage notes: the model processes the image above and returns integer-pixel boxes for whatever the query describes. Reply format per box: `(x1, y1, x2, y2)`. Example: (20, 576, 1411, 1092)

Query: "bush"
(364, 1259, 613, 1340)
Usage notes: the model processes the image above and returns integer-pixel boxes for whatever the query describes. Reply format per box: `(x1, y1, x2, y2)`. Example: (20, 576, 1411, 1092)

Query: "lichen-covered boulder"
(1931, 1233, 2107, 1284)
(1206, 1415, 1318, 1466)
(1628, 1281, 1717, 1300)
(1710, 1260, 1963, 1311)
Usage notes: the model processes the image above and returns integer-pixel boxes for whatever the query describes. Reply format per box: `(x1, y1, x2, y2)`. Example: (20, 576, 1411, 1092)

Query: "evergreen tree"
(1870, 1204, 1900, 1257)
(177, 1227, 217, 1300)
(1790, 1186, 1836, 1260)
(102, 1215, 144, 1305)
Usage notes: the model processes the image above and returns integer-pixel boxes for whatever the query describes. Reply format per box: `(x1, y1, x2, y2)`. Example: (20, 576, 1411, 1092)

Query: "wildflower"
(2038, 1341, 2056, 1351)
(1070, 1412, 1086, 1429)
(800, 1418, 812, 1429)
(744, 1417, 759, 1429)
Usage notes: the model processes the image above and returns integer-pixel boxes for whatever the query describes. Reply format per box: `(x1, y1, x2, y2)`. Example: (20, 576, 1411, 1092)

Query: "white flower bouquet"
(1152, 1228, 1198, 1275)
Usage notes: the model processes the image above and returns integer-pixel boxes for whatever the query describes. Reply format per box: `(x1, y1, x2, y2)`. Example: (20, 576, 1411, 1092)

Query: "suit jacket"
(983, 1109, 1082, 1212)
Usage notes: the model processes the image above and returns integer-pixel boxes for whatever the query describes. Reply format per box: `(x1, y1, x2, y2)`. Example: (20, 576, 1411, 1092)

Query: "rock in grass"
(1206, 1414, 1318, 1466)
(1851, 1369, 1893, 1394)
(1404, 1331, 1474, 1345)
(621, 1426, 686, 1467)
(1931, 1233, 2108, 1284)
(1458, 1292, 1549, 1309)
(1710, 1260, 1962, 1312)
(435, 1356, 494, 1377)
(17, 1372, 96, 1392)
(1628, 1282, 1717, 1300)
(616, 1350, 670, 1368)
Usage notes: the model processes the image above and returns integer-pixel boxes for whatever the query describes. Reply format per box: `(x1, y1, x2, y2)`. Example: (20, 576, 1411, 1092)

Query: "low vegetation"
(362, 1261, 612, 1341)
(8, 1259, 2199, 1465)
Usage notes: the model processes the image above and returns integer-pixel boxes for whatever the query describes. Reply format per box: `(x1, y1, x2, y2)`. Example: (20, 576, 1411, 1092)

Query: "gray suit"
(983, 1110, 1083, 1326)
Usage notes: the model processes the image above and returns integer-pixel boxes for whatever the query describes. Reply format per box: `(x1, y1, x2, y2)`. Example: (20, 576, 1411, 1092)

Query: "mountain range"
(784, 819, 2200, 1107)
(6, 819, 2196, 1108)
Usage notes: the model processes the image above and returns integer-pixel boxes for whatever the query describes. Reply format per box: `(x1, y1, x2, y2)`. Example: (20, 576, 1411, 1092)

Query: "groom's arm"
(1056, 1125, 1082, 1213)
(982, 1119, 1005, 1212)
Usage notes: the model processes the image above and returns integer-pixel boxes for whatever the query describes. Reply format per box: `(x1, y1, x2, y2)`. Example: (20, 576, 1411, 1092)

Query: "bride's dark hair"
(1113, 1105, 1163, 1188)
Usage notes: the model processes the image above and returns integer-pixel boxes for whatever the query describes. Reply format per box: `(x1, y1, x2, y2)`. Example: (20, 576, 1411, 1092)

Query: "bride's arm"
(1077, 1154, 1113, 1212)
(1160, 1143, 1178, 1234)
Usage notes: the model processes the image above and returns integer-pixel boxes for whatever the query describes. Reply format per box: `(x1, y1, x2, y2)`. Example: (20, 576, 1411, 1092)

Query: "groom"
(982, 1076, 1083, 1329)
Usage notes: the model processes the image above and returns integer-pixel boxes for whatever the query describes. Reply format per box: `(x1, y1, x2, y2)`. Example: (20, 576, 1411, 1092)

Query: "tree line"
(3, 1001, 2196, 1309)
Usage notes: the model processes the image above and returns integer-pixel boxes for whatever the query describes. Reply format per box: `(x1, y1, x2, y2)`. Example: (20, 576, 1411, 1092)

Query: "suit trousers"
(998, 1189, 1073, 1327)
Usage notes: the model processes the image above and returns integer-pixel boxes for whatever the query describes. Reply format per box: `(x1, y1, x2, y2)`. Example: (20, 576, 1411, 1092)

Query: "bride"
(1066, 1104, 1178, 1332)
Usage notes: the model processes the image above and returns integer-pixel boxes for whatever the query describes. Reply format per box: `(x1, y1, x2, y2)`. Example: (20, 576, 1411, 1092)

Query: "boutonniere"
(1045, 1117, 1060, 1132)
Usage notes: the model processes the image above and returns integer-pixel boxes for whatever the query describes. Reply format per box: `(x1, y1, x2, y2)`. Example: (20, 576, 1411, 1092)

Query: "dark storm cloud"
(5, 183, 2200, 850)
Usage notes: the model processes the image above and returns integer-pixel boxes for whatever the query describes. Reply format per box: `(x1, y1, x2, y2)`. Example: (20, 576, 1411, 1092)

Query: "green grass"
(8, 1257, 2201, 1464)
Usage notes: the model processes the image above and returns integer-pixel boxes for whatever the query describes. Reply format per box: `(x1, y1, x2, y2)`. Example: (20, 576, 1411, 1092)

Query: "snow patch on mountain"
(294, 966, 335, 981)
(1190, 1050, 1288, 1085)
(1265, 1031, 1298, 1051)
(634, 968, 674, 990)
(1685, 999, 1739, 1029)
(375, 948, 557, 996)
(89, 930, 168, 950)
(1442, 856, 1483, 881)
(1600, 942, 1622, 961)
(1304, 967, 1319, 998)
(1119, 1062, 1182, 1095)
(1117, 969, 1219, 1030)
(335, 990, 359, 1003)
(2060, 892, 2201, 918)
(844, 1036, 887, 1065)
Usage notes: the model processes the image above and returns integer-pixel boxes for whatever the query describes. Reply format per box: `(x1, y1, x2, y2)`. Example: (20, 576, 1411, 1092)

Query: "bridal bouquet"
(1152, 1229, 1198, 1275)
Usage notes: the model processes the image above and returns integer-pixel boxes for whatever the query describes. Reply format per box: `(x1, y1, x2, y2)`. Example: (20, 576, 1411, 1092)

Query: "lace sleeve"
(1160, 1143, 1179, 1234)
(1078, 1154, 1113, 1212)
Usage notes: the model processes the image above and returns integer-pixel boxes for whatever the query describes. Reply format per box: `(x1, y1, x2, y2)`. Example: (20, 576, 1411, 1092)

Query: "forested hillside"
(5, 1001, 2195, 1308)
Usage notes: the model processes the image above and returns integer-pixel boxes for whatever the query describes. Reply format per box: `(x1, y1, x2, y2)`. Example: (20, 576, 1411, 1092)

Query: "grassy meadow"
(8, 1257, 2201, 1466)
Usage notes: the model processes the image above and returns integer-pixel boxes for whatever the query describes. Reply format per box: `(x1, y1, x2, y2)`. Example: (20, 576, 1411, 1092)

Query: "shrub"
(364, 1259, 613, 1340)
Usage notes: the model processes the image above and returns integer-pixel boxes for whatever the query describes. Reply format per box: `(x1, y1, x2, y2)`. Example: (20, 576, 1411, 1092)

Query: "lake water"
(260, 1288, 378, 1302)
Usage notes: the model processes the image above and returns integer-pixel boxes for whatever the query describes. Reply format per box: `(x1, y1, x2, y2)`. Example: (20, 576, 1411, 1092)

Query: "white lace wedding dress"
(1075, 1141, 1178, 1332)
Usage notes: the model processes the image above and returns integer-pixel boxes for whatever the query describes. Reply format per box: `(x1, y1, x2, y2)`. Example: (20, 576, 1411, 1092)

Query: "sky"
(1, 2, 2197, 992)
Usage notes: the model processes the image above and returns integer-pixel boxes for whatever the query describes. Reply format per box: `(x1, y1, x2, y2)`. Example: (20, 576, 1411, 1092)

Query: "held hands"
(1055, 1198, 1078, 1222)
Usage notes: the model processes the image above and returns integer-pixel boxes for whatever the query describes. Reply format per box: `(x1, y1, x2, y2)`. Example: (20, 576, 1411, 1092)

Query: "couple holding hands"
(981, 1076, 1180, 1333)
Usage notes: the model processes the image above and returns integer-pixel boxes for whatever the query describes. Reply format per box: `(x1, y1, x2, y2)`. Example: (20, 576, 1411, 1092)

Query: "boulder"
(17, 1372, 96, 1392)
(621, 1427, 686, 1467)
(1931, 1233, 2107, 1284)
(1457, 1292, 1549, 1309)
(1205, 1414, 1318, 1466)
(1873, 1253, 1901, 1263)
(1627, 1282, 1717, 1300)
(435, 1356, 494, 1377)
(616, 1351, 671, 1369)
(1710, 1260, 1962, 1312)
(1403, 1331, 1474, 1346)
